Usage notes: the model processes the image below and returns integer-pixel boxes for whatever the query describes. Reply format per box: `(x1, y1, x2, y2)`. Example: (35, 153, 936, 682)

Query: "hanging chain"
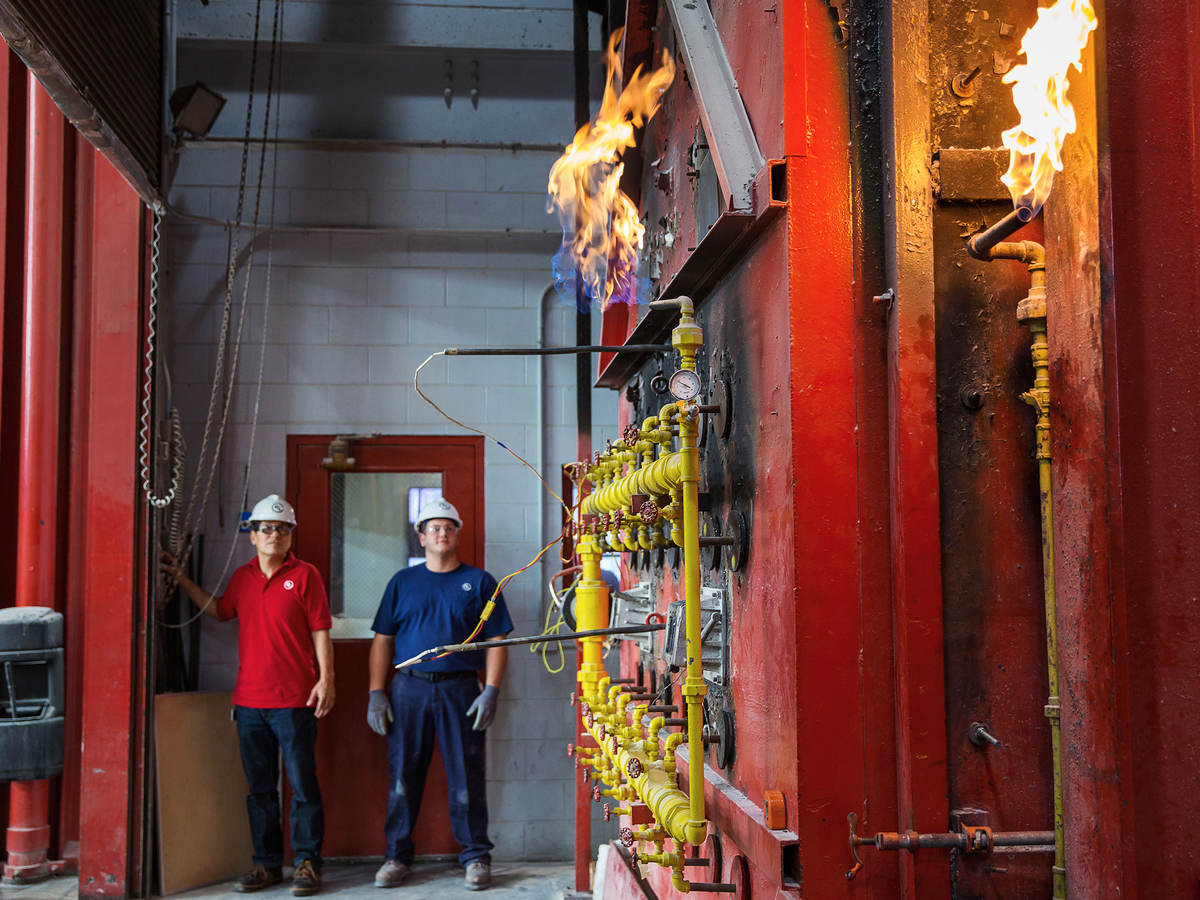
(139, 204, 182, 508)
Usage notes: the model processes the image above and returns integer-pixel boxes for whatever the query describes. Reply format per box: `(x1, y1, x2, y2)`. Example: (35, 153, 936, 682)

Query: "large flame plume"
(547, 30, 674, 311)
(1000, 0, 1097, 214)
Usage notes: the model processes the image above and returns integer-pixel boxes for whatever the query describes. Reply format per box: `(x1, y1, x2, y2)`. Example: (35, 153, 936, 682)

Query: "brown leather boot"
(291, 859, 322, 896)
(233, 865, 283, 893)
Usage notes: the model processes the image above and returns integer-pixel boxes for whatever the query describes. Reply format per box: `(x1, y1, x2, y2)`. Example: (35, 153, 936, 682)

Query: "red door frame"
(286, 434, 486, 859)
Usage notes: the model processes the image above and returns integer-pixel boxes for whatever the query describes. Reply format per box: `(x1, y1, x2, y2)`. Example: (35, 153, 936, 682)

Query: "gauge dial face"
(668, 368, 702, 401)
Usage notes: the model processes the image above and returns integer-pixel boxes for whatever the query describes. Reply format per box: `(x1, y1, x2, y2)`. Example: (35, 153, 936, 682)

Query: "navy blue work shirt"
(371, 562, 514, 674)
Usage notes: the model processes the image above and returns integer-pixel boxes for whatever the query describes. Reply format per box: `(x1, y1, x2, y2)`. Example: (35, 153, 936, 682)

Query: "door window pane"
(329, 472, 442, 620)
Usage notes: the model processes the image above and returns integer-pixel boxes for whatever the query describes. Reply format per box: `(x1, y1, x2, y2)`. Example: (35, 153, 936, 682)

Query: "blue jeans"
(385, 674, 492, 866)
(234, 706, 323, 868)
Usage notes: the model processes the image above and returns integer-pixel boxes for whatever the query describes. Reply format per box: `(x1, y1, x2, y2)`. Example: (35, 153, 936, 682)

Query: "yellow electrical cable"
(412, 352, 590, 663)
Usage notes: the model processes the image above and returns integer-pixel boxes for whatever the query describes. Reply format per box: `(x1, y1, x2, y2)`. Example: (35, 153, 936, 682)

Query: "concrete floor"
(0, 861, 579, 900)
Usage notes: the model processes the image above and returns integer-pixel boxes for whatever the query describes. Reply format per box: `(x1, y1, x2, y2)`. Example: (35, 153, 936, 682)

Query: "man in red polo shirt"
(164, 493, 334, 897)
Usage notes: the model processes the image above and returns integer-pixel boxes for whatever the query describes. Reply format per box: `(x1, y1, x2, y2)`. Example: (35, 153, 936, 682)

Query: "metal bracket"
(663, 0, 764, 212)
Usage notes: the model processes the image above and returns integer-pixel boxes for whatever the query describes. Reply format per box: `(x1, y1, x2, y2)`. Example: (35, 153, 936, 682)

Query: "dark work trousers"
(234, 706, 324, 868)
(385, 673, 492, 867)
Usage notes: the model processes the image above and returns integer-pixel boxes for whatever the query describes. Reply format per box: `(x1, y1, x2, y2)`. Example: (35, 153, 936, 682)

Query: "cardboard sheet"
(154, 691, 251, 894)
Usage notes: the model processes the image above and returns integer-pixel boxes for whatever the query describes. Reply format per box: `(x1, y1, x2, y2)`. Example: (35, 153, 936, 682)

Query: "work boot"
(464, 860, 491, 891)
(374, 859, 411, 888)
(291, 859, 322, 896)
(233, 865, 283, 892)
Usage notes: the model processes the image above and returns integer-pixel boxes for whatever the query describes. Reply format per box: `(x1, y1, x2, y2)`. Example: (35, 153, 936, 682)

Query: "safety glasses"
(254, 523, 294, 536)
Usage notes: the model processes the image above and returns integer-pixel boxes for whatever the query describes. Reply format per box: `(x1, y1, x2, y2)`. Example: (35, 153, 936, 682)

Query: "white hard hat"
(249, 493, 297, 526)
(416, 497, 461, 530)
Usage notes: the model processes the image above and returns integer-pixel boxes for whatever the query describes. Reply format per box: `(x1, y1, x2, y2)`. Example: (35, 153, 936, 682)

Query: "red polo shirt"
(218, 553, 332, 708)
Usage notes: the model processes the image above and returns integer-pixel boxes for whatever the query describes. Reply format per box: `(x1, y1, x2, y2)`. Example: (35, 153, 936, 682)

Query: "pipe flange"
(724, 509, 749, 573)
(619, 826, 636, 848)
(627, 758, 644, 778)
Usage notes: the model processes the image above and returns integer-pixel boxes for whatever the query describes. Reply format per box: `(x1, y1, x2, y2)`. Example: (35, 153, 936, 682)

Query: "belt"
(401, 668, 477, 683)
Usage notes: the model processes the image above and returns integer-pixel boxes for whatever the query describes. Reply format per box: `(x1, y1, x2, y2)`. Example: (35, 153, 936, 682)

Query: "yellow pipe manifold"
(571, 297, 711, 888)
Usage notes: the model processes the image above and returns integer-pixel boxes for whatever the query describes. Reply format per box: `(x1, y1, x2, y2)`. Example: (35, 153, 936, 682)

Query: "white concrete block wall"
(164, 144, 621, 860)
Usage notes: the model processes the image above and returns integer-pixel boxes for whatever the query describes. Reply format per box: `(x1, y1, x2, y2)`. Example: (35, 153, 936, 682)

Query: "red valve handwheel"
(627, 758, 644, 778)
(619, 827, 635, 848)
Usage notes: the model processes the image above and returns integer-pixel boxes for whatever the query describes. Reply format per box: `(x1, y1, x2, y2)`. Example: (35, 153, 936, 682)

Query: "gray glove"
(465, 684, 499, 732)
(367, 689, 393, 735)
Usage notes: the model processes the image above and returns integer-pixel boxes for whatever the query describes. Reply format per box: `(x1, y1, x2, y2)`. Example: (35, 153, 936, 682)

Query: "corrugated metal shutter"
(0, 0, 161, 200)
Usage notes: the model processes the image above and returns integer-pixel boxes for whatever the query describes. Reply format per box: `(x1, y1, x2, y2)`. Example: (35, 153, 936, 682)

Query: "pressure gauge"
(668, 368, 702, 401)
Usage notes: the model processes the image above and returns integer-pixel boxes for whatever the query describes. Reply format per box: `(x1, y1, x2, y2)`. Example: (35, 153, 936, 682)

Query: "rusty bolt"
(604, 803, 612, 822)
(639, 500, 660, 524)
(952, 66, 983, 98)
(619, 827, 636, 848)
(627, 758, 644, 778)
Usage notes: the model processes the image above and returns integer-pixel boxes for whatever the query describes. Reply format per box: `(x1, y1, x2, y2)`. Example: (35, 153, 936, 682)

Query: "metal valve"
(567, 743, 574, 757)
(586, 712, 595, 728)
(592, 785, 602, 802)
(603, 803, 612, 822)
(627, 758, 644, 778)
(619, 827, 636, 848)
(639, 499, 660, 524)
(598, 723, 606, 740)
(569, 691, 576, 707)
(623, 423, 640, 444)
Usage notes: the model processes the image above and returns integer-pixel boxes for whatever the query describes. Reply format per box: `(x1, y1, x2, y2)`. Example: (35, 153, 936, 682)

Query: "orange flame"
(547, 30, 674, 310)
(1000, 0, 1097, 213)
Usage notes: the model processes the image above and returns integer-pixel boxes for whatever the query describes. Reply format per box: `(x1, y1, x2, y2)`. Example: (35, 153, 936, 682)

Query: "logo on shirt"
(462, 583, 472, 592)
(284, 579, 295, 590)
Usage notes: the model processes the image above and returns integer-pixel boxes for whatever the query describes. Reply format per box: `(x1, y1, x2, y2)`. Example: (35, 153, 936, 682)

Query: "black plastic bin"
(0, 607, 64, 781)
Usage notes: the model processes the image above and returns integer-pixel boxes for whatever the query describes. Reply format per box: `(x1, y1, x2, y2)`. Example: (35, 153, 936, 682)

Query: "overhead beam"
(177, 1, 603, 53)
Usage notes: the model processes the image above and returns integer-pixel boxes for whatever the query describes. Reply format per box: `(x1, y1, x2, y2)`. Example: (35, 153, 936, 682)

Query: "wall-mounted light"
(169, 82, 226, 138)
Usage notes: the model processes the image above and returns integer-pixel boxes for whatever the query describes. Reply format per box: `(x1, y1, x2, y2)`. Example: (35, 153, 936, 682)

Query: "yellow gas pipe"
(969, 232, 1065, 900)
(571, 298, 710, 887)
(1015, 249, 1066, 900)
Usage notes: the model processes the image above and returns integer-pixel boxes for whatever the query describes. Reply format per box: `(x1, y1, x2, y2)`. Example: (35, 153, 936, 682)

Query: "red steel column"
(5, 72, 66, 886)
(76, 149, 144, 898)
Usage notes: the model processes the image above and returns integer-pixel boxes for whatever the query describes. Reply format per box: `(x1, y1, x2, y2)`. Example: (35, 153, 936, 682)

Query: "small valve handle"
(619, 827, 636, 848)
(592, 785, 602, 803)
(610, 735, 620, 755)
(603, 803, 612, 822)
(627, 758, 644, 778)
(569, 691, 577, 707)
(586, 712, 595, 728)
(613, 509, 624, 528)
(567, 743, 575, 757)
(598, 723, 606, 741)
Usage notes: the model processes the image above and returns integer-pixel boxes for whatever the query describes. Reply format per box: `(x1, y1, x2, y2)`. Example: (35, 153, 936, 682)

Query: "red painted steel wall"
(0, 50, 148, 896)
(1101, 3, 1200, 894)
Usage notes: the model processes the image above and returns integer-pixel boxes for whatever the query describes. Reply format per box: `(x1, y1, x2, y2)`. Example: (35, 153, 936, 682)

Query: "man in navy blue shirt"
(366, 497, 513, 891)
